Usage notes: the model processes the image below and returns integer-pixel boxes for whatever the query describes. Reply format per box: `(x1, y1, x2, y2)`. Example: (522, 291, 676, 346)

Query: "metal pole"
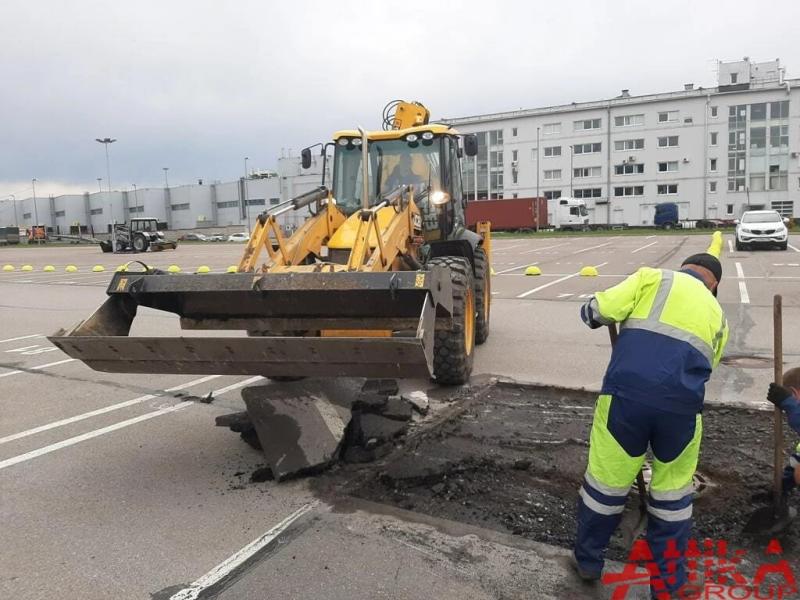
(104, 144, 112, 194)
(163, 167, 170, 188)
(569, 145, 574, 196)
(473, 155, 478, 201)
(97, 178, 102, 193)
(244, 157, 250, 232)
(31, 178, 39, 243)
(9, 194, 18, 228)
(536, 126, 540, 231)
(132, 183, 139, 213)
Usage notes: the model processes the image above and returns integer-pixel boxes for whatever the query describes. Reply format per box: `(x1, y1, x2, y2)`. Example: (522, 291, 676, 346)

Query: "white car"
(227, 232, 250, 242)
(735, 210, 790, 251)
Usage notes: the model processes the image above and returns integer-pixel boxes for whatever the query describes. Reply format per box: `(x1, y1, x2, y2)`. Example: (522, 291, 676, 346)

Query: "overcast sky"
(2, 0, 799, 199)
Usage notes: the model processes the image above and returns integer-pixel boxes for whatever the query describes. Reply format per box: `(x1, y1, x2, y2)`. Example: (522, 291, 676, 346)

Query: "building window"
(246, 198, 266, 206)
(657, 161, 678, 172)
(710, 106, 718, 118)
(710, 158, 718, 172)
(658, 110, 679, 123)
(542, 123, 561, 135)
(574, 118, 601, 131)
(709, 181, 717, 193)
(512, 149, 518, 161)
(614, 114, 644, 127)
(128, 206, 144, 214)
(657, 184, 678, 195)
(543, 169, 561, 180)
(730, 73, 738, 84)
(171, 203, 190, 211)
(710, 131, 718, 146)
(23, 212, 32, 219)
(512, 193, 518, 199)
(54, 210, 66, 217)
(770, 101, 789, 119)
(726, 204, 734, 215)
(772, 201, 794, 217)
(750, 103, 767, 121)
(269, 198, 280, 206)
(770, 125, 789, 149)
(657, 136, 679, 148)
(769, 163, 788, 191)
(614, 163, 644, 175)
(512, 170, 518, 184)
(544, 146, 561, 157)
(90, 208, 103, 215)
(217, 200, 239, 209)
(543, 190, 561, 200)
(490, 150, 503, 168)
(489, 130, 503, 145)
(574, 188, 602, 198)
(614, 138, 645, 151)
(574, 166, 601, 179)
(512, 127, 518, 137)
(613, 186, 644, 197)
(573, 142, 602, 154)
(750, 127, 766, 150)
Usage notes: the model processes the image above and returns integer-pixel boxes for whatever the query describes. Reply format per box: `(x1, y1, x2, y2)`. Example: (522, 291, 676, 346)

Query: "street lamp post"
(97, 178, 103, 193)
(244, 157, 250, 232)
(8, 194, 18, 228)
(569, 145, 574, 196)
(96, 138, 116, 228)
(536, 126, 540, 232)
(31, 178, 40, 244)
(132, 183, 139, 214)
(162, 167, 169, 188)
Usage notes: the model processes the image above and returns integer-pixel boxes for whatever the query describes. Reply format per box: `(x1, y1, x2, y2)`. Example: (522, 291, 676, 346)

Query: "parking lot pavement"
(1, 233, 799, 599)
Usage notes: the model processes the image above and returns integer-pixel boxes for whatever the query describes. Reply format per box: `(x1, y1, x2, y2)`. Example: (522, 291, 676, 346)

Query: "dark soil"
(348, 382, 800, 569)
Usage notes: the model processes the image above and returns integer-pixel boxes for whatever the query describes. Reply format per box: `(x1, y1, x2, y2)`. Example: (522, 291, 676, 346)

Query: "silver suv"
(735, 210, 789, 251)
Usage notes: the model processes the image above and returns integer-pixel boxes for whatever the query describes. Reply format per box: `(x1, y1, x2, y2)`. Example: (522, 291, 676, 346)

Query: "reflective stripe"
(585, 471, 631, 497)
(648, 503, 692, 522)
(587, 298, 614, 326)
(649, 482, 695, 501)
(790, 455, 799, 468)
(621, 319, 714, 365)
(579, 486, 626, 516)
(650, 270, 674, 319)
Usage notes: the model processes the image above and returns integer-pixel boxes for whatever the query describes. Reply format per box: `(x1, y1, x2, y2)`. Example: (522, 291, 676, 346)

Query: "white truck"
(547, 197, 589, 231)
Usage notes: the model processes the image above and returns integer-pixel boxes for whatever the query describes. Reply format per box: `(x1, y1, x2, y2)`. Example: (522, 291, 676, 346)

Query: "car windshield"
(332, 138, 442, 215)
(742, 212, 782, 224)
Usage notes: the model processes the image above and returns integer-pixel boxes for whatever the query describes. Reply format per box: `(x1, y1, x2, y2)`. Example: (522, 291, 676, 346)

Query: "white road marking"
(0, 358, 76, 379)
(728, 239, 734, 253)
(569, 241, 614, 256)
(631, 240, 658, 254)
(169, 503, 318, 600)
(0, 376, 261, 470)
(556, 293, 573, 298)
(494, 243, 526, 252)
(0, 375, 222, 446)
(0, 334, 44, 344)
(495, 262, 538, 275)
(646, 235, 656, 239)
(735, 262, 750, 304)
(789, 244, 800, 253)
(517, 262, 608, 298)
(519, 242, 566, 255)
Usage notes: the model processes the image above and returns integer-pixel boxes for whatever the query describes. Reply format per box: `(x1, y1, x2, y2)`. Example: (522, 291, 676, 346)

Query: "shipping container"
(465, 197, 548, 231)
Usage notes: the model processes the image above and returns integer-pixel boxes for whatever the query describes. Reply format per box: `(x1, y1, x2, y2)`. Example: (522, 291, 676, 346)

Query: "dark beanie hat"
(681, 253, 722, 283)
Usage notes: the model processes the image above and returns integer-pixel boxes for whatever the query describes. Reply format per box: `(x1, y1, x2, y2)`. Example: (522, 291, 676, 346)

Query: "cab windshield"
(332, 137, 443, 215)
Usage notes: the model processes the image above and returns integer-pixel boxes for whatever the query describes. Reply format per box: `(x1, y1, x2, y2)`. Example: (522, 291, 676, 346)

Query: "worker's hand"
(767, 383, 794, 407)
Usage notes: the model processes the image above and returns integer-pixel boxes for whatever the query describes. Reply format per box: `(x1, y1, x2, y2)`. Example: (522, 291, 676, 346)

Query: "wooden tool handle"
(774, 295, 784, 506)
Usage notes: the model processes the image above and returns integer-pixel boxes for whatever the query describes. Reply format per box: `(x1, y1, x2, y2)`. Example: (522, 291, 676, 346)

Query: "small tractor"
(52, 101, 491, 385)
(99, 218, 177, 253)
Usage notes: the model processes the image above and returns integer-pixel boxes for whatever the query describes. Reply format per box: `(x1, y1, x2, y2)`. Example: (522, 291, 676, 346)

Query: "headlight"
(431, 191, 451, 205)
(405, 134, 418, 142)
(740, 227, 751, 233)
(421, 131, 434, 140)
(337, 138, 349, 146)
(352, 138, 362, 146)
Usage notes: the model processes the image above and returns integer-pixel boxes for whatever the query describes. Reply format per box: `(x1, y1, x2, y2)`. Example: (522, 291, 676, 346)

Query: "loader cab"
(330, 128, 467, 241)
(130, 218, 158, 233)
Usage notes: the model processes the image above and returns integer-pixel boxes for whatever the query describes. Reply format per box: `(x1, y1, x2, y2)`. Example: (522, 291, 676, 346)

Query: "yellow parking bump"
(579, 266, 599, 277)
(524, 265, 542, 276)
(226, 265, 238, 273)
(92, 265, 105, 272)
(21, 265, 33, 272)
(43, 265, 55, 272)
(2, 265, 15, 272)
(116, 265, 128, 272)
(167, 265, 181, 273)
(65, 265, 78, 273)
(196, 265, 211, 274)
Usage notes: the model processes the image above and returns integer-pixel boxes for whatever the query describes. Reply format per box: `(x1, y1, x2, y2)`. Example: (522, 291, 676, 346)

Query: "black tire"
(735, 240, 743, 251)
(428, 256, 475, 385)
(473, 246, 490, 345)
(133, 235, 149, 252)
(779, 242, 788, 251)
(663, 223, 673, 230)
(99, 241, 112, 253)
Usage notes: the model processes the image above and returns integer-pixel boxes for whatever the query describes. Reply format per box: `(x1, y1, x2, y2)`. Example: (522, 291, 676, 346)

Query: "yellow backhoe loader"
(50, 101, 492, 385)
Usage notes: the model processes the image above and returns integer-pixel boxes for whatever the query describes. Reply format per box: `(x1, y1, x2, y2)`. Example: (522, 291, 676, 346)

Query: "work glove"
(767, 383, 793, 407)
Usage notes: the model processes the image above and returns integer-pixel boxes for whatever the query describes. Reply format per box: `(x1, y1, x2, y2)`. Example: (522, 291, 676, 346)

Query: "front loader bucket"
(49, 270, 452, 379)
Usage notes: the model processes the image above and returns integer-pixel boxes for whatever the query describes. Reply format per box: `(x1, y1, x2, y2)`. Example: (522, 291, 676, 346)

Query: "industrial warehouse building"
(444, 57, 799, 226)
(2, 57, 798, 234)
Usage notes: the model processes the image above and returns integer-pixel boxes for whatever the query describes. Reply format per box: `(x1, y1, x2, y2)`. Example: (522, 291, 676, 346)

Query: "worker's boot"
(570, 552, 601, 582)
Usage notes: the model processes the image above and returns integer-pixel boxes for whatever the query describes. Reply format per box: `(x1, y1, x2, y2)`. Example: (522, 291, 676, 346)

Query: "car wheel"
(663, 223, 673, 230)
(779, 242, 788, 251)
(735, 240, 743, 251)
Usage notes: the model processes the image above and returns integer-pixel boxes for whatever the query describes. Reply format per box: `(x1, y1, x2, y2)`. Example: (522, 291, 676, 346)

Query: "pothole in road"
(720, 354, 773, 369)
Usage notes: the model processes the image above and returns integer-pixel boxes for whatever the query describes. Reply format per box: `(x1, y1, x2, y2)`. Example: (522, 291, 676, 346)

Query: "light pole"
(132, 183, 140, 214)
(244, 157, 250, 231)
(96, 138, 116, 228)
(31, 178, 40, 243)
(97, 178, 103, 193)
(162, 167, 169, 188)
(569, 145, 574, 196)
(536, 126, 540, 232)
